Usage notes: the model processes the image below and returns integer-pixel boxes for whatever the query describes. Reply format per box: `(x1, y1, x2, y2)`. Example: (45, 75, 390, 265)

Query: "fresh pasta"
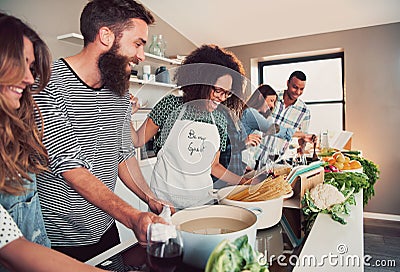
(227, 175, 292, 202)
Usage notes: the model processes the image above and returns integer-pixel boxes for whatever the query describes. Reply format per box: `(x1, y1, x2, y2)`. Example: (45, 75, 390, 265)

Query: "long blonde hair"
(0, 13, 51, 194)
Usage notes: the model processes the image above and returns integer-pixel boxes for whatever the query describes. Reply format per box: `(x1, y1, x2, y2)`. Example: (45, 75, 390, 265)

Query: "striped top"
(33, 59, 135, 246)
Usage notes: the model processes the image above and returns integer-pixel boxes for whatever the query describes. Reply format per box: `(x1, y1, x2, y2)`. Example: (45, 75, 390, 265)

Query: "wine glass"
(255, 237, 268, 266)
(146, 223, 184, 272)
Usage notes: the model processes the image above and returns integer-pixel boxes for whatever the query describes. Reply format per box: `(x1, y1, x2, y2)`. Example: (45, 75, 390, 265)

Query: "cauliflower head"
(310, 183, 345, 210)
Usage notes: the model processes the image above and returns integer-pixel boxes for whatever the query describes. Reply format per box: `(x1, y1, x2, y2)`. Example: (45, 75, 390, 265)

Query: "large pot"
(171, 205, 258, 269)
(214, 185, 293, 229)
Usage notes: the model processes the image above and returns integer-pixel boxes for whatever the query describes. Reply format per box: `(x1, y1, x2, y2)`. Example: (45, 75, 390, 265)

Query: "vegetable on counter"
(344, 154, 380, 206)
(302, 150, 379, 233)
(302, 183, 356, 233)
(324, 172, 370, 201)
(205, 235, 268, 272)
(319, 150, 380, 206)
(322, 151, 362, 171)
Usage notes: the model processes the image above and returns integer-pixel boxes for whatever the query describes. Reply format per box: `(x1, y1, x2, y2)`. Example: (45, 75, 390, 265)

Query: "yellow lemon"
(349, 160, 362, 169)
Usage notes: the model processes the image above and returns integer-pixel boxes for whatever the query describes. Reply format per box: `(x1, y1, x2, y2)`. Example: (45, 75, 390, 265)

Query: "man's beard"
(98, 44, 131, 96)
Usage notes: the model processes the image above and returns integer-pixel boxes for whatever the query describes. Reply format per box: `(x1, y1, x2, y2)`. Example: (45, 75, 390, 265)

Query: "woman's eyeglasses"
(212, 86, 232, 98)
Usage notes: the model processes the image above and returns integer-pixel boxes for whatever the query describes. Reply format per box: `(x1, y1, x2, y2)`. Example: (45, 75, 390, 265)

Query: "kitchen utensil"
(286, 161, 323, 185)
(312, 135, 319, 162)
(213, 185, 293, 229)
(312, 142, 318, 161)
(171, 205, 258, 269)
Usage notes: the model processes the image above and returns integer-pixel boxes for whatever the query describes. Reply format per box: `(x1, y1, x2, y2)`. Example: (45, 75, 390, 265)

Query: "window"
(258, 52, 345, 135)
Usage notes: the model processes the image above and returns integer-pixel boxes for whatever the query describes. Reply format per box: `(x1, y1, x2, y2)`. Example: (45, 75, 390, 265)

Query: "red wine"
(147, 242, 183, 272)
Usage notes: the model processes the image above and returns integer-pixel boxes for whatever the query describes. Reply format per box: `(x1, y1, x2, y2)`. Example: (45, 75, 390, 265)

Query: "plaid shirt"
(272, 90, 310, 131)
(255, 90, 310, 164)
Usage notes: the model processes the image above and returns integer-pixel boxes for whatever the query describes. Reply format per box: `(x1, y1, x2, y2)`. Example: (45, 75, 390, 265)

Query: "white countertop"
(86, 239, 138, 267)
(293, 191, 364, 271)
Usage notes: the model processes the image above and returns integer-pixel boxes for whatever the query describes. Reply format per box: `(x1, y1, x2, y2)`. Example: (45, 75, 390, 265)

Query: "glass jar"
(148, 34, 161, 56)
(156, 34, 167, 57)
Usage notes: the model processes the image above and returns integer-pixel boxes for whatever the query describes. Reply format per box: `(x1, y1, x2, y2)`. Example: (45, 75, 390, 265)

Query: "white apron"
(150, 105, 220, 209)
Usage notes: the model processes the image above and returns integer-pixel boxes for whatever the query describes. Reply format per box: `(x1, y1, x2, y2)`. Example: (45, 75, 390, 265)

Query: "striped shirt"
(33, 59, 135, 246)
(257, 90, 310, 160)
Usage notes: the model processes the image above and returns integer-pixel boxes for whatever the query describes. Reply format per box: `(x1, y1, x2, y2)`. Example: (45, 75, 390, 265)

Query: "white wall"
(0, 0, 196, 59)
(229, 23, 400, 216)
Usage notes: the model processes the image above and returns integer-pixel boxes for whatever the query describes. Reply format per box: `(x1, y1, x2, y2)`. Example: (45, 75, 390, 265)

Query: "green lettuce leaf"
(205, 235, 269, 272)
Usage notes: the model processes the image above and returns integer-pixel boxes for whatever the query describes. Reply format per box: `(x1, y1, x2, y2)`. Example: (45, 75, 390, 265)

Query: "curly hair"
(174, 44, 246, 118)
(80, 0, 155, 47)
(0, 13, 51, 195)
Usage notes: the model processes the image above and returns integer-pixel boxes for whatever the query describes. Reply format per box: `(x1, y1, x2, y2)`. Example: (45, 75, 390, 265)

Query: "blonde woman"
(0, 12, 107, 272)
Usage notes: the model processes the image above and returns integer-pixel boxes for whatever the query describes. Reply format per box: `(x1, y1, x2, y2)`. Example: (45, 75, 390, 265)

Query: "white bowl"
(214, 185, 293, 229)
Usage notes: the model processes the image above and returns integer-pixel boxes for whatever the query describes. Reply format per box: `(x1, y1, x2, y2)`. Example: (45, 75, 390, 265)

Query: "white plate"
(341, 167, 363, 173)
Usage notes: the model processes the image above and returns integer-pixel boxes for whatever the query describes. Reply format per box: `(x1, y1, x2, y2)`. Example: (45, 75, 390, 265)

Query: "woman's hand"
(147, 197, 176, 215)
(245, 133, 261, 147)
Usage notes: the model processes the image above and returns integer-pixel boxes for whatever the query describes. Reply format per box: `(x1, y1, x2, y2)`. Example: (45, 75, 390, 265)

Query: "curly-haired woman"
(131, 44, 251, 209)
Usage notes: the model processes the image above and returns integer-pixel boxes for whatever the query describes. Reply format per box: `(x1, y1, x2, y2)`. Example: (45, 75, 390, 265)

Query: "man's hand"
(131, 212, 166, 245)
(304, 133, 317, 143)
(130, 94, 140, 115)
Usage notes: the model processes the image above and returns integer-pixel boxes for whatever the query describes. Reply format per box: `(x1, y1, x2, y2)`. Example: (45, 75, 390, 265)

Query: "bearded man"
(33, 0, 166, 262)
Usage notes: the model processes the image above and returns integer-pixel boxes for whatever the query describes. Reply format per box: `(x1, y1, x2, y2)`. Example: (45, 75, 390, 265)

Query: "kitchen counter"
(86, 192, 364, 271)
(293, 191, 364, 271)
(86, 224, 286, 271)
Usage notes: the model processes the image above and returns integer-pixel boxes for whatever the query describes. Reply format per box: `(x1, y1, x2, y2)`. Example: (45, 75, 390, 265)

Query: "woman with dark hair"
(132, 44, 250, 209)
(0, 12, 107, 272)
(242, 84, 280, 135)
(240, 84, 295, 170)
